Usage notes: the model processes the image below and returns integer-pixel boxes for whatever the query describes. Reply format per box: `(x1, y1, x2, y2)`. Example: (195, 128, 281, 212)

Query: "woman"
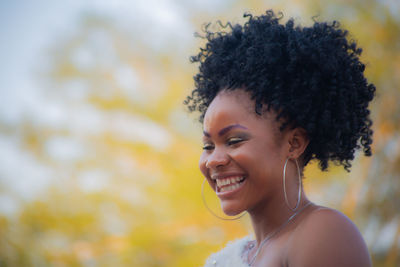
(185, 10, 375, 267)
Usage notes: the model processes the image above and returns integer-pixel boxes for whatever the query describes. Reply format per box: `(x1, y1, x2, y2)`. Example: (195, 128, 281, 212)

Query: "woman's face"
(199, 89, 291, 216)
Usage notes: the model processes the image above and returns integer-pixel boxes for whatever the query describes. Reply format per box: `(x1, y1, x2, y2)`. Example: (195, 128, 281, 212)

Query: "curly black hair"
(184, 10, 375, 171)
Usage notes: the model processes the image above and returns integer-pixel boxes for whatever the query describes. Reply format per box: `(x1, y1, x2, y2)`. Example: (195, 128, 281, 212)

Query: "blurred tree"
(0, 10, 246, 267)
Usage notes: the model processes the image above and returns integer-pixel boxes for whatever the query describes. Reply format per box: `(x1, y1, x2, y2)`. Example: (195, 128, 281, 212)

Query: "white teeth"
(220, 183, 241, 192)
(216, 176, 245, 192)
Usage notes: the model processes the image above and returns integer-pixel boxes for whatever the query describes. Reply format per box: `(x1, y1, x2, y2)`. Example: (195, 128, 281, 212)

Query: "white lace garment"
(204, 236, 253, 267)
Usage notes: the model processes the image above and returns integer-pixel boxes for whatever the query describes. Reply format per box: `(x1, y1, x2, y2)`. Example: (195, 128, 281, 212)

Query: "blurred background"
(0, 0, 399, 266)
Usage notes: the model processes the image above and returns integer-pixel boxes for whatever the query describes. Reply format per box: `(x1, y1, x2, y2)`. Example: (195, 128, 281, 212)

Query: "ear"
(287, 127, 309, 159)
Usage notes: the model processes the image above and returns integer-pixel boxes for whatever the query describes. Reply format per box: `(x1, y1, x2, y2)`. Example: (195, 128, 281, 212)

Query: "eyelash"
(227, 138, 243, 146)
(202, 138, 244, 150)
(202, 145, 213, 150)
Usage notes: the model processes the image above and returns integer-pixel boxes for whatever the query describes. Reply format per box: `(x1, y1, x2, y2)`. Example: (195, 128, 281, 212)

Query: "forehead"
(203, 89, 279, 132)
(204, 90, 255, 123)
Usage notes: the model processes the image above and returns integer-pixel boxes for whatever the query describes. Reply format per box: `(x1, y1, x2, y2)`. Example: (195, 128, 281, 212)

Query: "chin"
(221, 202, 246, 216)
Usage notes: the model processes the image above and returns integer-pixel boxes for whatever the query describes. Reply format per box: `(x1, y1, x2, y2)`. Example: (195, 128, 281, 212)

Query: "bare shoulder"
(287, 206, 371, 267)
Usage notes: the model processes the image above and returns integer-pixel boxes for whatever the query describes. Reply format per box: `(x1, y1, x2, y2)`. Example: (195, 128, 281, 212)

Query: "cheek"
(230, 147, 259, 174)
(231, 143, 280, 177)
(199, 152, 208, 178)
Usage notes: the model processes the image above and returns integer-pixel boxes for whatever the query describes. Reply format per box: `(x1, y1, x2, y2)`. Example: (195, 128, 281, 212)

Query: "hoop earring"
(283, 158, 302, 211)
(201, 178, 246, 221)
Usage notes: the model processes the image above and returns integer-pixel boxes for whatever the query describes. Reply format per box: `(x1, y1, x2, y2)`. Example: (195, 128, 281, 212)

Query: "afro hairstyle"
(184, 10, 376, 171)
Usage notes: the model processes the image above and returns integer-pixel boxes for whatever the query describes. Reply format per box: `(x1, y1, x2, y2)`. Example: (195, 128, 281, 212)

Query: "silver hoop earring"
(201, 178, 246, 221)
(283, 158, 302, 211)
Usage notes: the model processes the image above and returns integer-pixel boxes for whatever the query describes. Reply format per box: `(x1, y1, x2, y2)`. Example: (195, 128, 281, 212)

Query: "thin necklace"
(247, 202, 312, 266)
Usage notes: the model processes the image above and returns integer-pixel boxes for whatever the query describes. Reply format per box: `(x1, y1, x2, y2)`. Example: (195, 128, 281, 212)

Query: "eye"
(227, 137, 243, 146)
(202, 143, 214, 150)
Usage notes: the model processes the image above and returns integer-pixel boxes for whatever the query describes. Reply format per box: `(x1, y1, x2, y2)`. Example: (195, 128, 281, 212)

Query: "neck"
(248, 191, 309, 245)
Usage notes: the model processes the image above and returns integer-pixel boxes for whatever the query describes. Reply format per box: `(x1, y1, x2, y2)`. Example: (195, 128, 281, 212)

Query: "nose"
(205, 147, 230, 169)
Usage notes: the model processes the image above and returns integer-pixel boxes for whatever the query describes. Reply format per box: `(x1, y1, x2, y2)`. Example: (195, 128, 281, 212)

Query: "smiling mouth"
(215, 176, 246, 193)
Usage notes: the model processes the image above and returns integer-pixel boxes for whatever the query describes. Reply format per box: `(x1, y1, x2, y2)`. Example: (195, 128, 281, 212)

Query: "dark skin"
(199, 89, 371, 266)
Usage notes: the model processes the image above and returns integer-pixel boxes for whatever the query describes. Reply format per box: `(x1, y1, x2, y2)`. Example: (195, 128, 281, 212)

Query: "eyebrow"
(203, 124, 248, 137)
